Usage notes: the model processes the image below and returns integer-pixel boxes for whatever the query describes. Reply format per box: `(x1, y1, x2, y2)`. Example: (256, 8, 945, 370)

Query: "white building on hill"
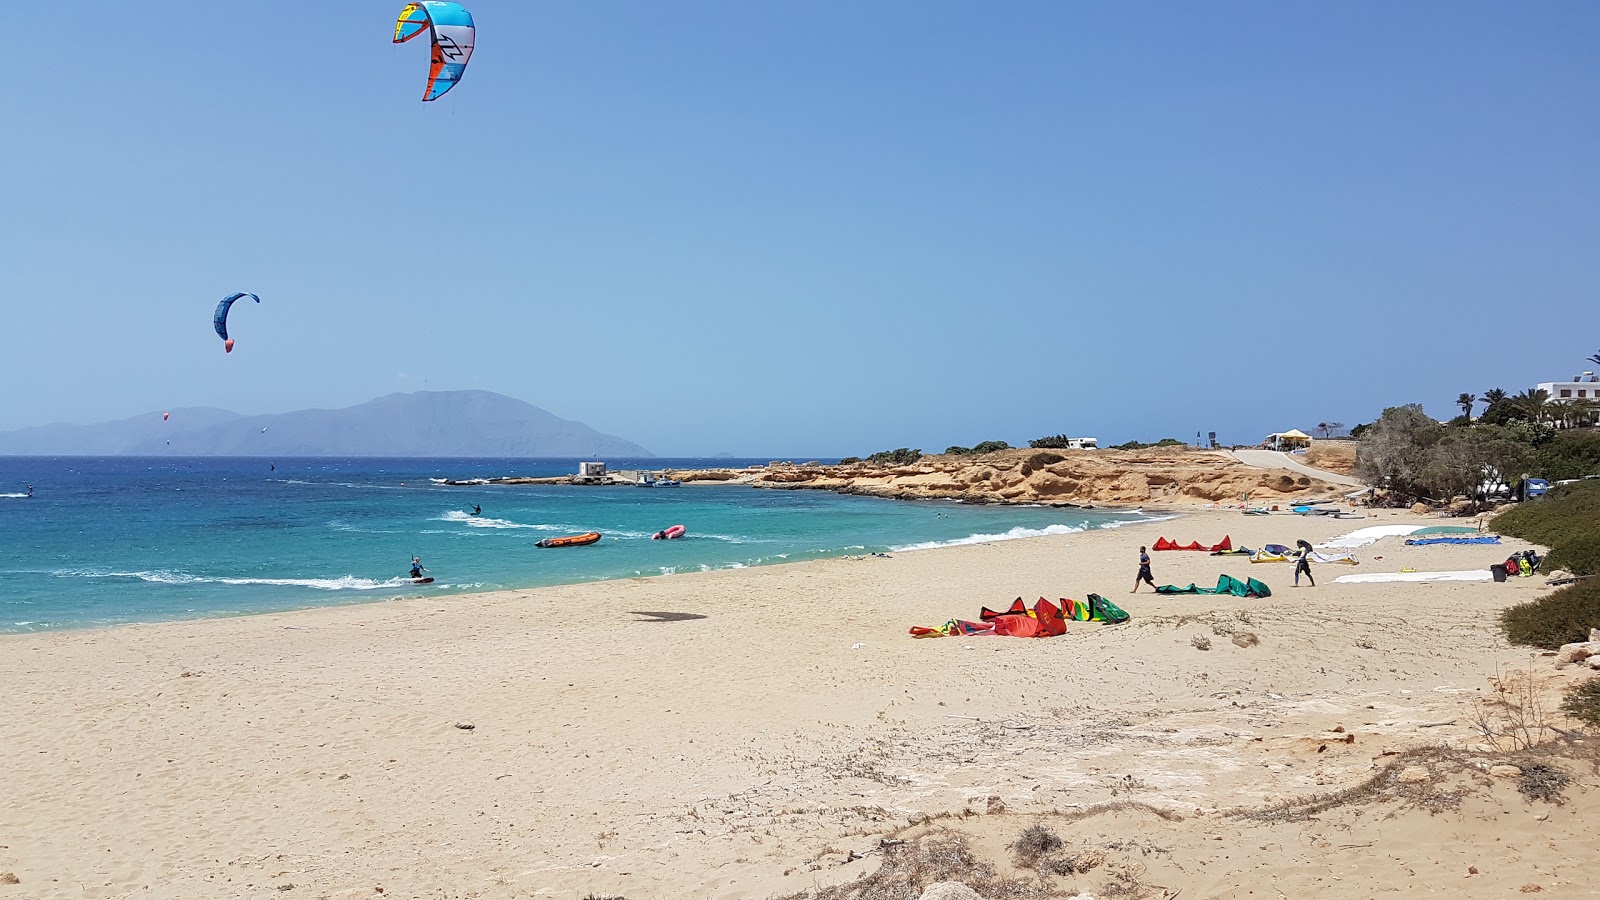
(1538, 371, 1600, 400)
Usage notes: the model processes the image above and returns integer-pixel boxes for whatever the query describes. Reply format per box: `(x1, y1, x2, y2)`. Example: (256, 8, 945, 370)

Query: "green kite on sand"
(1155, 574, 1272, 598)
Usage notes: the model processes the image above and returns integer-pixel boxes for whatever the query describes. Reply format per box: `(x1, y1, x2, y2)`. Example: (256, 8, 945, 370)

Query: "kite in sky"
(393, 2, 476, 101)
(213, 292, 260, 353)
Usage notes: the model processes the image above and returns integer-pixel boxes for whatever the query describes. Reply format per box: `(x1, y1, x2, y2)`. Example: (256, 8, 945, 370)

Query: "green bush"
(1112, 437, 1185, 451)
(1533, 431, 1600, 480)
(1560, 678, 1600, 729)
(971, 441, 1011, 454)
(1029, 434, 1073, 449)
(944, 446, 972, 456)
(1494, 480, 1600, 576)
(1499, 579, 1600, 650)
(838, 457, 861, 465)
(1022, 451, 1065, 474)
(866, 448, 922, 465)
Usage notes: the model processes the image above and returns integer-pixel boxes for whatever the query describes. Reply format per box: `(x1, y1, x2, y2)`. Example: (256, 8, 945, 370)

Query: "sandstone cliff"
(667, 447, 1356, 507)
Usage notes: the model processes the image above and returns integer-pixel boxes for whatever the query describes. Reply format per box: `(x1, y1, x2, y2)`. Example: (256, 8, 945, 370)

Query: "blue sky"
(3, 2, 1596, 456)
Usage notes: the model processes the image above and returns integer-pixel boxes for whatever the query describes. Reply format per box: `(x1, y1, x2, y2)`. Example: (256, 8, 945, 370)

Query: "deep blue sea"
(0, 457, 1165, 633)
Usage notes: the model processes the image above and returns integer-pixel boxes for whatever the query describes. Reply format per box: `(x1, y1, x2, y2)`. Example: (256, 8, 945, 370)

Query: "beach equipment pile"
(1153, 535, 1234, 552)
(910, 594, 1128, 639)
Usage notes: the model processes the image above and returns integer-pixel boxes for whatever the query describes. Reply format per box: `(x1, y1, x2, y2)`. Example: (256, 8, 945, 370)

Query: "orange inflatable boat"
(536, 532, 602, 548)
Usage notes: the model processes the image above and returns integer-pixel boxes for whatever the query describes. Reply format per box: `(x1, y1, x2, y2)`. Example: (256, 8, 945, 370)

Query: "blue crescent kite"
(214, 292, 260, 353)
(393, 2, 476, 101)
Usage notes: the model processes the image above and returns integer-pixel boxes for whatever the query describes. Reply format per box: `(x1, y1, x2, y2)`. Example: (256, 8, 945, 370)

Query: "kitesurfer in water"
(410, 556, 428, 580)
(472, 504, 482, 516)
(27, 484, 34, 497)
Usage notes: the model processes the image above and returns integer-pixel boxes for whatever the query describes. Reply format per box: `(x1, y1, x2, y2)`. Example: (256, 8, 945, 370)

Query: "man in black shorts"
(1131, 545, 1156, 592)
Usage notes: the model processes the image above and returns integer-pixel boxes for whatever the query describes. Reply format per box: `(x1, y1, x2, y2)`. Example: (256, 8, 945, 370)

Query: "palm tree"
(1515, 388, 1551, 423)
(1456, 393, 1478, 420)
(1572, 397, 1600, 428)
(1547, 400, 1578, 429)
(1589, 350, 1600, 366)
(1483, 388, 1509, 408)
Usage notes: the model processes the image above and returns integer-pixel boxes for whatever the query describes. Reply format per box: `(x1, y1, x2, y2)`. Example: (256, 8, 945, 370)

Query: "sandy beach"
(3, 509, 1595, 899)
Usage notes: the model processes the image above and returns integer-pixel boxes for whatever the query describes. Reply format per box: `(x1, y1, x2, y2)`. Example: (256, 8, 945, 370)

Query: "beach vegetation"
(1009, 824, 1063, 867)
(838, 457, 861, 465)
(943, 445, 972, 456)
(1024, 452, 1065, 473)
(867, 448, 923, 465)
(1532, 430, 1600, 480)
(1494, 480, 1600, 576)
(1028, 434, 1074, 449)
(1498, 580, 1600, 650)
(1560, 678, 1600, 729)
(971, 440, 1012, 454)
(1354, 405, 1538, 506)
(1110, 437, 1184, 450)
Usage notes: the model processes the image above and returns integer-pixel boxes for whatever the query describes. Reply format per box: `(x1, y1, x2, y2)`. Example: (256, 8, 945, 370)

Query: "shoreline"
(4, 496, 1180, 638)
(6, 508, 1586, 899)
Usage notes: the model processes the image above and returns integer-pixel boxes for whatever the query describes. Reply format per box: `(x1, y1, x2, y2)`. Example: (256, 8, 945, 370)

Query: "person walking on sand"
(1131, 546, 1156, 592)
(1294, 539, 1315, 587)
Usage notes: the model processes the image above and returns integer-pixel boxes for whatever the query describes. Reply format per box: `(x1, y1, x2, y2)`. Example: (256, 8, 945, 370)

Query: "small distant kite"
(163, 411, 170, 421)
(214, 292, 260, 353)
(393, 2, 475, 101)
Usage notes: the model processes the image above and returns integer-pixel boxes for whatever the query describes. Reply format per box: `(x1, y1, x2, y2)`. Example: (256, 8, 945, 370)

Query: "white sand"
(1, 509, 1593, 899)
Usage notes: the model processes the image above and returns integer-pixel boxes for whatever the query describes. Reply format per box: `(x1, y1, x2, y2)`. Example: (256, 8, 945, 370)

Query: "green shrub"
(1494, 481, 1600, 576)
(1499, 579, 1600, 650)
(1028, 434, 1073, 449)
(1533, 431, 1600, 480)
(838, 457, 861, 465)
(971, 441, 1011, 454)
(866, 448, 922, 465)
(1022, 451, 1065, 474)
(1560, 678, 1600, 729)
(1112, 437, 1186, 451)
(944, 446, 972, 456)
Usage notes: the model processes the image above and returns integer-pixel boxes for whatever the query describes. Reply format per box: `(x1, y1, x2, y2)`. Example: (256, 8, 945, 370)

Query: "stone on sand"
(920, 883, 983, 900)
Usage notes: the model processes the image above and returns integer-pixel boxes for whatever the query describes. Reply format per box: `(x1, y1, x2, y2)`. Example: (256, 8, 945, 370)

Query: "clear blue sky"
(4, 2, 1596, 456)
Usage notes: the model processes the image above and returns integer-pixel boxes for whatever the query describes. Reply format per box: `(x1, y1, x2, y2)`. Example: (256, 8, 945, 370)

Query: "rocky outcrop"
(663, 447, 1350, 507)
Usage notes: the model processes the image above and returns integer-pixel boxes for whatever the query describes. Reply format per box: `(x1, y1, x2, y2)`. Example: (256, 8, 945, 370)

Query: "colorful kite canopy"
(214, 292, 260, 353)
(393, 2, 475, 101)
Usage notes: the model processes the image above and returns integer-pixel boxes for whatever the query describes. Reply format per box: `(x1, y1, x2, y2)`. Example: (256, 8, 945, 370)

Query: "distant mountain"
(0, 391, 653, 458)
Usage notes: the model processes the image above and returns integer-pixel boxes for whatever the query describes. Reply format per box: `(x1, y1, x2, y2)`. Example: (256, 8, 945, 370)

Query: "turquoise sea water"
(0, 457, 1166, 633)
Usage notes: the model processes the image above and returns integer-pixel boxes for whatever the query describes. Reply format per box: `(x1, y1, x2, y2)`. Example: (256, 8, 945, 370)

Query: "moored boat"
(536, 532, 602, 548)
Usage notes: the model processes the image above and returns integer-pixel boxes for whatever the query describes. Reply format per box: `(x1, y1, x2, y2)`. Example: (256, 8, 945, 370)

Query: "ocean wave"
(0, 493, 30, 499)
(890, 523, 1090, 552)
(53, 569, 421, 591)
(436, 510, 562, 531)
(1097, 513, 1179, 528)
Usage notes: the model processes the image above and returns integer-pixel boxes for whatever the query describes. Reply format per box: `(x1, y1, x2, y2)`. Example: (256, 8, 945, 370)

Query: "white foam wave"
(436, 510, 562, 531)
(890, 523, 1089, 552)
(55, 569, 419, 591)
(1097, 513, 1180, 529)
(0, 493, 29, 499)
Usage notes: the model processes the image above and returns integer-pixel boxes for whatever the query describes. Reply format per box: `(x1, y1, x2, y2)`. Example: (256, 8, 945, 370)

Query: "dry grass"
(1474, 663, 1558, 752)
(1226, 746, 1472, 823)
(1010, 824, 1063, 867)
(1515, 763, 1571, 804)
(776, 830, 1049, 900)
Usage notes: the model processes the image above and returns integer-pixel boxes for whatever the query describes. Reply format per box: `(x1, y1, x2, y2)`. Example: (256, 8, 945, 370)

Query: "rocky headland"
(665, 447, 1355, 506)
